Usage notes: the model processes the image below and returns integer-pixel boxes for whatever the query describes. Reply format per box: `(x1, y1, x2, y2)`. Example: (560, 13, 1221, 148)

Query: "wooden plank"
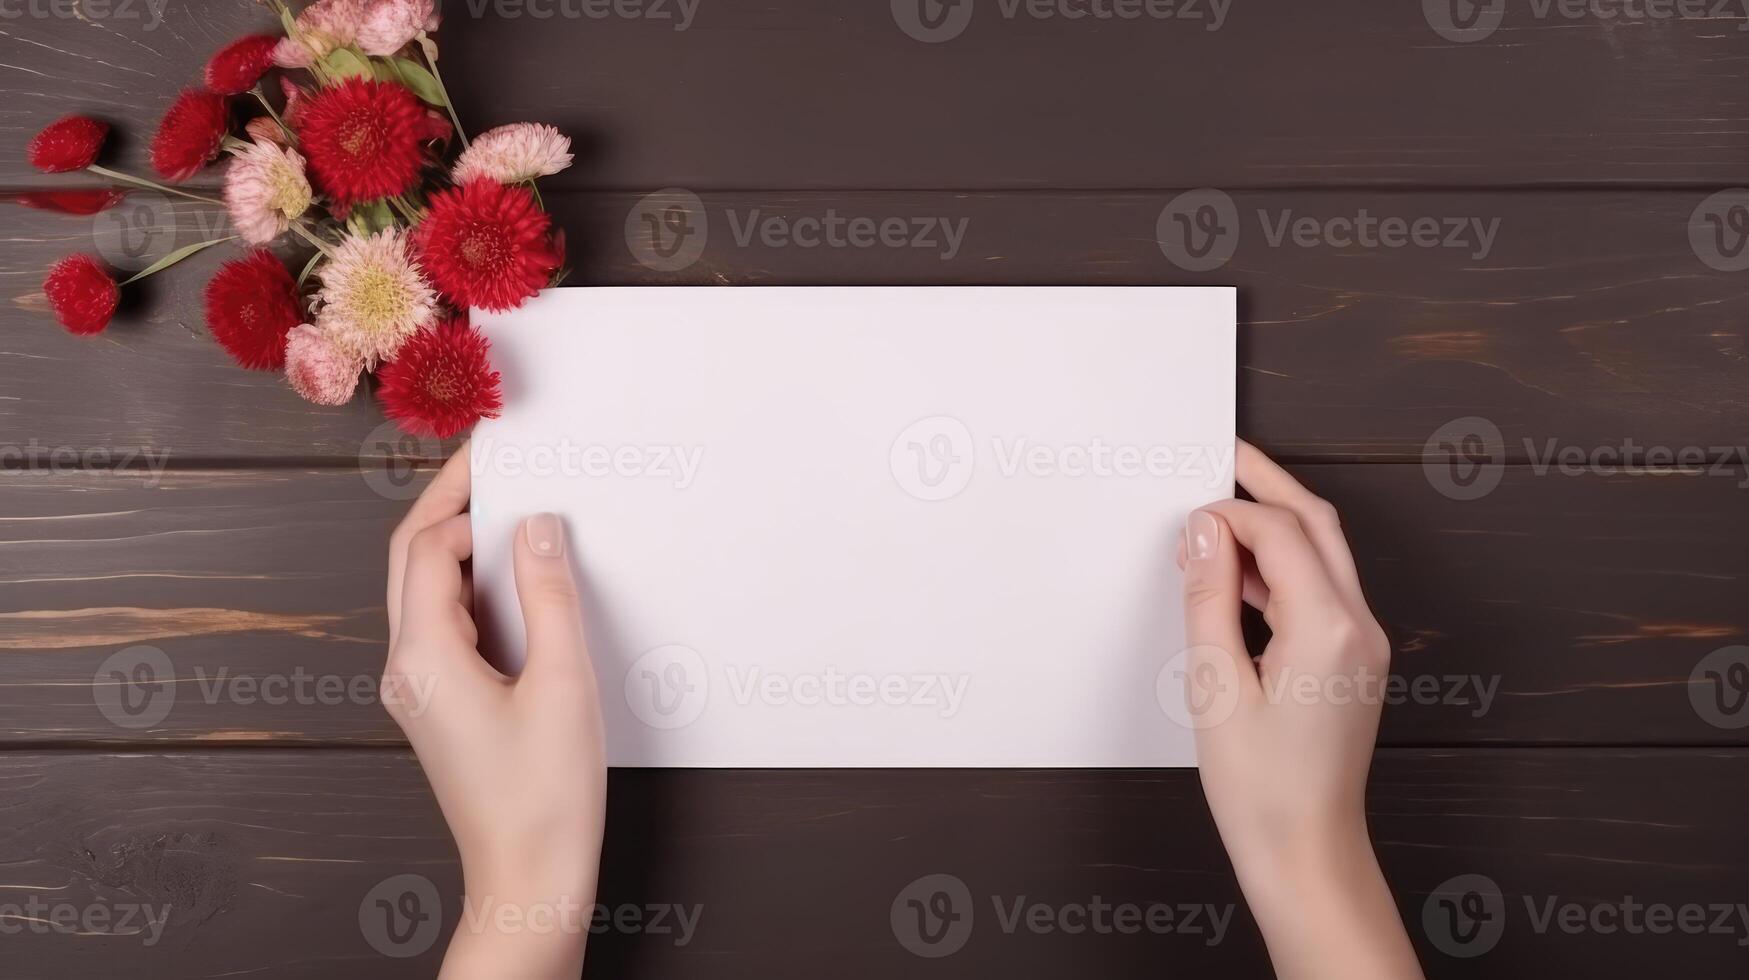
(0, 463, 1743, 745)
(0, 748, 1744, 977)
(0, 3, 276, 186)
(4, 2, 1747, 190)
(437, 0, 1749, 188)
(5, 189, 1746, 461)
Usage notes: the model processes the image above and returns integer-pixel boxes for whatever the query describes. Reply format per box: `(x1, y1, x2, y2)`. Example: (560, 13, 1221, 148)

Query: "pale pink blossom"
(450, 123, 574, 184)
(313, 229, 438, 367)
(223, 139, 313, 245)
(273, 0, 367, 67)
(284, 324, 364, 405)
(358, 0, 439, 56)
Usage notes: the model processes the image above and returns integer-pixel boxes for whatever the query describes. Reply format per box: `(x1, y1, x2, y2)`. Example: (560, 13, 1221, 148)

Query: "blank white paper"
(470, 287, 1235, 768)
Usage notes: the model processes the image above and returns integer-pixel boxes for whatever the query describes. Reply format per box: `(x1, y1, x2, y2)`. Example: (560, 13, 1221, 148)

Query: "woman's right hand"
(1176, 441, 1424, 980)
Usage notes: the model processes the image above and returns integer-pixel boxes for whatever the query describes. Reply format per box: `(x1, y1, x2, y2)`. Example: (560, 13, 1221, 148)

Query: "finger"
(398, 514, 477, 658)
(387, 444, 471, 644)
(512, 513, 596, 686)
(1178, 533, 1270, 609)
(1234, 440, 1365, 603)
(1196, 498, 1344, 632)
(1181, 511, 1260, 700)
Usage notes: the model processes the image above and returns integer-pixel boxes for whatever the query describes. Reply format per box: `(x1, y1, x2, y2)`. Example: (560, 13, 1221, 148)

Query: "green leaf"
(389, 57, 446, 107)
(323, 47, 373, 80)
(120, 237, 234, 286)
(356, 200, 395, 233)
(279, 5, 297, 36)
(297, 249, 324, 289)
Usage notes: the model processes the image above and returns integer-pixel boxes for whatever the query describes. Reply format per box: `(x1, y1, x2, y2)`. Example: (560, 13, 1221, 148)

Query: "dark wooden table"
(4, 2, 1748, 976)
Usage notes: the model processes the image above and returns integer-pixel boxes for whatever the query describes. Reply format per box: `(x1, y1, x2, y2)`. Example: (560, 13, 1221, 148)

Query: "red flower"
(151, 89, 230, 182)
(27, 115, 109, 173)
(377, 317, 504, 438)
(12, 189, 128, 215)
(203, 249, 303, 370)
(43, 255, 119, 335)
(296, 78, 425, 207)
(204, 35, 279, 95)
(415, 178, 559, 312)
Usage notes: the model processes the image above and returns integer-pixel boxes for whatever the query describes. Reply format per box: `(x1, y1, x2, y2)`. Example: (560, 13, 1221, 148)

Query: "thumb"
(1181, 510, 1259, 699)
(512, 513, 593, 682)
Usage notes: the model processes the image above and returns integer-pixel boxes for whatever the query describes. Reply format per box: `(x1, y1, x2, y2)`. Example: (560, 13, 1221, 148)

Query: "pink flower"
(450, 123, 573, 184)
(358, 0, 439, 56)
(273, 0, 366, 67)
(284, 324, 363, 405)
(223, 139, 312, 244)
(313, 229, 438, 367)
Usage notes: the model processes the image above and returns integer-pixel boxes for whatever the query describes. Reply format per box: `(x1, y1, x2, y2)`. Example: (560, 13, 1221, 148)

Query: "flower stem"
(292, 221, 336, 257)
(253, 86, 297, 143)
(86, 165, 222, 205)
(418, 33, 469, 150)
(118, 235, 236, 286)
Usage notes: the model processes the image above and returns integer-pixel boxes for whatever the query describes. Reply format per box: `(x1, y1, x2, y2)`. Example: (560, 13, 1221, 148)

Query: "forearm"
(1230, 823, 1425, 980)
(438, 878, 595, 980)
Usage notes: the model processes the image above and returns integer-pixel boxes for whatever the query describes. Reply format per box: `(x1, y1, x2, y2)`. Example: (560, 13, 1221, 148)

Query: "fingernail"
(1187, 511, 1219, 560)
(526, 513, 565, 558)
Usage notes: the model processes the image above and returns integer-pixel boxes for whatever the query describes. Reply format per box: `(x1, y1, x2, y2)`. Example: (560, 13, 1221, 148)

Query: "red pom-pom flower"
(203, 249, 303, 370)
(414, 178, 559, 312)
(204, 35, 280, 96)
(151, 89, 230, 182)
(43, 255, 119, 335)
(296, 78, 425, 207)
(27, 115, 109, 173)
(376, 317, 504, 438)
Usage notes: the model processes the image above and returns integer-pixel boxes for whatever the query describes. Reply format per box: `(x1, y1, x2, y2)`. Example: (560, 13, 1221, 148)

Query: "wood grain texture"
(4, 189, 1745, 461)
(0, 4, 275, 186)
(438, 0, 1749, 188)
(1, 749, 1746, 979)
(1, 464, 1742, 745)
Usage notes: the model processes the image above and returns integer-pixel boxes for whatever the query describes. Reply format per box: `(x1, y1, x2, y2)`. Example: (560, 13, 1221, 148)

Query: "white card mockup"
(470, 287, 1235, 768)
